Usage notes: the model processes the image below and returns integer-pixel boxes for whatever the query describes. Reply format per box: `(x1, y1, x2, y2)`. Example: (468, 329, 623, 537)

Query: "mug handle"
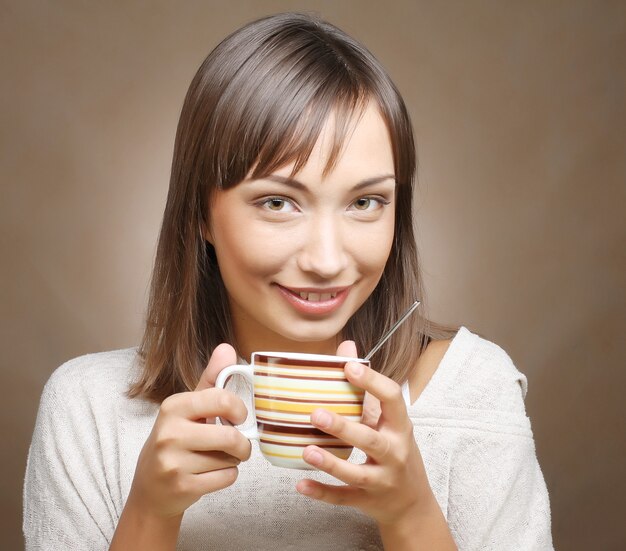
(214, 364, 259, 440)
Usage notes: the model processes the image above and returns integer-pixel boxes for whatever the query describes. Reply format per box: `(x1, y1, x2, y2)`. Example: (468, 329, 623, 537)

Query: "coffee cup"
(215, 351, 367, 470)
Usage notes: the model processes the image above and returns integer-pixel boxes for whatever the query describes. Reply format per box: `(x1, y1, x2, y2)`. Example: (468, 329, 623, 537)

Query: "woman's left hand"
(295, 340, 436, 528)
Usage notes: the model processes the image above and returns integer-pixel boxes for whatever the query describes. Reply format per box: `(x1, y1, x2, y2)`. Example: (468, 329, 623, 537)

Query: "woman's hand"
(296, 341, 453, 547)
(127, 343, 252, 520)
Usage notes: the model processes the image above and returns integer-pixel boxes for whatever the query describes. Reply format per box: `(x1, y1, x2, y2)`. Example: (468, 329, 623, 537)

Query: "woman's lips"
(275, 284, 350, 315)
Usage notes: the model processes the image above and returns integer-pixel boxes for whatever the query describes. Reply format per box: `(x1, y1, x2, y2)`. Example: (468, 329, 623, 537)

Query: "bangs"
(208, 21, 378, 188)
(249, 84, 371, 180)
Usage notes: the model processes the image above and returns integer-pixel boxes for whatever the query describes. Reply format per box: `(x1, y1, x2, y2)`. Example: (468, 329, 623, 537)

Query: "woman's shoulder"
(460, 327, 528, 400)
(41, 347, 140, 410)
(417, 327, 529, 415)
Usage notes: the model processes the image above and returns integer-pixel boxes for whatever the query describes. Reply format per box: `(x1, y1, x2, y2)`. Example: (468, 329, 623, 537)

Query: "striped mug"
(215, 351, 367, 470)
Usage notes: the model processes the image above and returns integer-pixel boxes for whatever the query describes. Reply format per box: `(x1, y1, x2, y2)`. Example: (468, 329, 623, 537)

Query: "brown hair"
(131, 12, 458, 403)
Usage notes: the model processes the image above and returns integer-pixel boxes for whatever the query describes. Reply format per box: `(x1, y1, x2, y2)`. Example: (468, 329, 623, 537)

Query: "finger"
(336, 339, 358, 358)
(310, 408, 390, 463)
(337, 340, 378, 426)
(194, 344, 238, 424)
(344, 361, 407, 430)
(361, 392, 381, 429)
(195, 343, 238, 391)
(296, 478, 365, 507)
(161, 387, 248, 425)
(302, 445, 380, 488)
(178, 423, 252, 461)
(185, 451, 242, 474)
(191, 466, 239, 496)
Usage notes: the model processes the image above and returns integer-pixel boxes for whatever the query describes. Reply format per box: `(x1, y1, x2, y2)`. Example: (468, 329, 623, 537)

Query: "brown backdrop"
(2, 1, 624, 549)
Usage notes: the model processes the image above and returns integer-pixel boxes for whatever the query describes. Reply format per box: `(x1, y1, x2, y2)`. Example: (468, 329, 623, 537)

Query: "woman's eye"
(351, 196, 388, 211)
(259, 197, 296, 212)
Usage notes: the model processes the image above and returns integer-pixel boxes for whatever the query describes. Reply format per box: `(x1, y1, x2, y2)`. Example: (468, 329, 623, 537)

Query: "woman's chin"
(275, 323, 344, 347)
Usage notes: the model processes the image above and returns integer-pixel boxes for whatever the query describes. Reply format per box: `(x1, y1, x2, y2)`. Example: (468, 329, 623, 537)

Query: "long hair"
(131, 12, 457, 402)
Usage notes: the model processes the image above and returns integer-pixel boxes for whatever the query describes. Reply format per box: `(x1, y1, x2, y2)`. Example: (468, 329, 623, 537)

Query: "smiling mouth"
(296, 291, 338, 301)
(275, 284, 351, 314)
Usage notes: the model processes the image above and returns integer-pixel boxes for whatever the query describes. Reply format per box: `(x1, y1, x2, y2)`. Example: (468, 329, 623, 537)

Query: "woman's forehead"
(249, 98, 389, 180)
(302, 106, 391, 168)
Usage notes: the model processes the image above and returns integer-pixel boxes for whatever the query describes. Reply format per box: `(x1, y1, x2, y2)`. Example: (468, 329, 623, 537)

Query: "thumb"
(336, 339, 358, 358)
(336, 340, 380, 428)
(195, 343, 238, 392)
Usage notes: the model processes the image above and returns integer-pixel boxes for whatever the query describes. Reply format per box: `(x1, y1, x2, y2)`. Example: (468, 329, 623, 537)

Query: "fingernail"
(297, 482, 314, 496)
(305, 448, 323, 466)
(347, 362, 363, 377)
(312, 410, 331, 428)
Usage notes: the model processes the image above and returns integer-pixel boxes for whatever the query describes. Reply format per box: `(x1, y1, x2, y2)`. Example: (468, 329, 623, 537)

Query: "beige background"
(2, 1, 624, 549)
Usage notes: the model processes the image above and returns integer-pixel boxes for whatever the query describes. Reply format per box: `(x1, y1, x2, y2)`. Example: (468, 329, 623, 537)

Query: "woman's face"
(207, 103, 396, 356)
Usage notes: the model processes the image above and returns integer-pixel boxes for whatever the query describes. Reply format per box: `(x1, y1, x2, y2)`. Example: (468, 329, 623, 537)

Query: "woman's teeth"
(298, 292, 337, 301)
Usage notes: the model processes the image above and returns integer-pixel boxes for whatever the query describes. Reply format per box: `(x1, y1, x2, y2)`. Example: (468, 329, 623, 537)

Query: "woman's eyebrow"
(263, 174, 396, 190)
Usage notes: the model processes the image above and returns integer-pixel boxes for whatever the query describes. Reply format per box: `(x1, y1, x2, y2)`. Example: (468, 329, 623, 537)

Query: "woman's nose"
(296, 217, 349, 279)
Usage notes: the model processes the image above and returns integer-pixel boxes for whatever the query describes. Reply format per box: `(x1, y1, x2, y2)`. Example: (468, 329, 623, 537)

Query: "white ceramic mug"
(215, 351, 367, 470)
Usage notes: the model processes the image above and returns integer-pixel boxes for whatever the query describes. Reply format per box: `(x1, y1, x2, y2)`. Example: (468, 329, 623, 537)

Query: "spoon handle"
(364, 300, 421, 360)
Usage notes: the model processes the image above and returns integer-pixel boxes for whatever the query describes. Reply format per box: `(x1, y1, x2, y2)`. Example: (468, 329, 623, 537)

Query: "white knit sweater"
(23, 327, 553, 550)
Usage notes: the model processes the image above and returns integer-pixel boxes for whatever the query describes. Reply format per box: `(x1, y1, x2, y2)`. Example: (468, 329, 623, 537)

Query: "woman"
(24, 13, 553, 550)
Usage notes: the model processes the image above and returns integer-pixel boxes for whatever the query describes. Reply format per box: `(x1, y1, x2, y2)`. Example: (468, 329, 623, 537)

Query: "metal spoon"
(364, 300, 421, 360)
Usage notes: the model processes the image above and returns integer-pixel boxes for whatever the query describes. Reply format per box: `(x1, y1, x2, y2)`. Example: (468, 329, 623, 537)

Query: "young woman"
(24, 13, 553, 550)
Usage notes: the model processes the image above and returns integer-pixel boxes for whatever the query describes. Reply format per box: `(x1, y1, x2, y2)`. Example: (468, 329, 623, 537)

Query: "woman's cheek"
(354, 224, 394, 273)
(234, 227, 300, 275)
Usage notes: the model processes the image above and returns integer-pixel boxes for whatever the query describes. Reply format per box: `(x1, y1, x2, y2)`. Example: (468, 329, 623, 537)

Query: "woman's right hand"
(126, 343, 252, 520)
